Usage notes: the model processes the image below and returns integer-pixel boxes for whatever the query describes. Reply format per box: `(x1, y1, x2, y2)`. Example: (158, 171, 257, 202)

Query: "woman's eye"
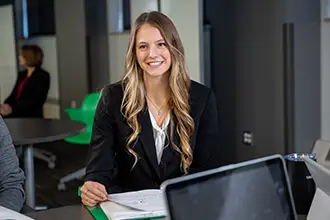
(158, 43, 167, 47)
(139, 45, 147, 49)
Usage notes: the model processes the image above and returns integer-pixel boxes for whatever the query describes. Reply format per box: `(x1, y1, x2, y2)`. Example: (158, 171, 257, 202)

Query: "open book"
(0, 206, 34, 220)
(100, 189, 167, 220)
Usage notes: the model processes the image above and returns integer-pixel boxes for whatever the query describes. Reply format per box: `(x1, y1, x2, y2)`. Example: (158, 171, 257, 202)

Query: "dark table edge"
(12, 126, 86, 146)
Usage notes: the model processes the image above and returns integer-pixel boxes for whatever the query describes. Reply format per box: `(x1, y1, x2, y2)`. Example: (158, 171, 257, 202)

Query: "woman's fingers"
(90, 184, 108, 201)
(80, 181, 109, 206)
(95, 183, 108, 199)
(82, 197, 97, 207)
(83, 188, 105, 202)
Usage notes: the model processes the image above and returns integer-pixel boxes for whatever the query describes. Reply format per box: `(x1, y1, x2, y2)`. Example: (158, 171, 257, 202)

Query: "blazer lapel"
(137, 107, 161, 178)
(161, 122, 180, 165)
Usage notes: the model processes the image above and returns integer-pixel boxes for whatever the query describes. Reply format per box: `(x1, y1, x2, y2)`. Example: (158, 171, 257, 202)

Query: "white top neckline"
(148, 110, 170, 164)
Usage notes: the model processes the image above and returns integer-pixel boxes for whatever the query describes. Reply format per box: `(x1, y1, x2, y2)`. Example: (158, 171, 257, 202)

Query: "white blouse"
(148, 110, 170, 164)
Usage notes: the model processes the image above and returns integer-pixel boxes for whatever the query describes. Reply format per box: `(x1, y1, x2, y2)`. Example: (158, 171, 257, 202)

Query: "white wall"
(160, 0, 203, 82)
(0, 5, 17, 103)
(130, 0, 158, 25)
(321, 0, 330, 139)
(109, 32, 130, 83)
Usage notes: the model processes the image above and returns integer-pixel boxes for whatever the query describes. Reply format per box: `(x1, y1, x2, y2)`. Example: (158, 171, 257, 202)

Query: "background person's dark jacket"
(4, 68, 50, 118)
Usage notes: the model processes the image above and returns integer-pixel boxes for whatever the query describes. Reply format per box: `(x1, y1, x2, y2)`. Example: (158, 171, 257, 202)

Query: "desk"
(26, 205, 306, 220)
(26, 205, 166, 220)
(4, 118, 85, 208)
(26, 205, 94, 220)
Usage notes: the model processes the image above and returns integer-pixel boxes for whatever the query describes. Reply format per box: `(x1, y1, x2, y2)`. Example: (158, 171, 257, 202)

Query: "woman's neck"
(26, 66, 35, 78)
(143, 73, 170, 107)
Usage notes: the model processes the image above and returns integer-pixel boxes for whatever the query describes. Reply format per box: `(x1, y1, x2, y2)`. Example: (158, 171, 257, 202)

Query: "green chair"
(64, 92, 101, 144)
(57, 92, 101, 191)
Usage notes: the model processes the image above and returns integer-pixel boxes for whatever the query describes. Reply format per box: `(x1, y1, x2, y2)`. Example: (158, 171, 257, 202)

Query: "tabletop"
(25, 204, 306, 220)
(26, 205, 94, 220)
(4, 118, 85, 145)
(26, 204, 167, 220)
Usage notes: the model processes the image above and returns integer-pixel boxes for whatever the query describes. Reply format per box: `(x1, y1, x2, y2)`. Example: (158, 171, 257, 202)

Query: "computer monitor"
(161, 154, 298, 220)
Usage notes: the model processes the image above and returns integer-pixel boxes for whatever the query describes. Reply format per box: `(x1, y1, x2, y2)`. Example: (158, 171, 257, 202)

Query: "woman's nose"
(148, 45, 160, 58)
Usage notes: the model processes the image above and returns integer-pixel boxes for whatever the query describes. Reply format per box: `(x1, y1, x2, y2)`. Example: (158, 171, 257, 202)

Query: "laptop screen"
(164, 157, 296, 220)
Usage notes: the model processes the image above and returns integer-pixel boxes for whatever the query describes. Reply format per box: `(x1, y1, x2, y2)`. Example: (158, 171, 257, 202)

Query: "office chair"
(57, 92, 101, 191)
(34, 149, 56, 168)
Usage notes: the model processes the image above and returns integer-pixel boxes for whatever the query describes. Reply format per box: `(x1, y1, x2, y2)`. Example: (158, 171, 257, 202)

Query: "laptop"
(311, 139, 330, 170)
(161, 154, 298, 220)
(303, 157, 330, 220)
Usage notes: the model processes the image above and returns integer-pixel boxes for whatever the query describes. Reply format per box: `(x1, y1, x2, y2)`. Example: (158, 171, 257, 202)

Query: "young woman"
(0, 45, 50, 118)
(81, 11, 220, 207)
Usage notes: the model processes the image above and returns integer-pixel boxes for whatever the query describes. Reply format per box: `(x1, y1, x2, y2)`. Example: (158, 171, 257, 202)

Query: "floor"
(32, 141, 88, 209)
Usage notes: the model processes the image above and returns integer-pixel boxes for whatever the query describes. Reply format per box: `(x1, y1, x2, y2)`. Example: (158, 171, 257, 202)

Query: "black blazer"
(84, 81, 221, 193)
(4, 67, 50, 118)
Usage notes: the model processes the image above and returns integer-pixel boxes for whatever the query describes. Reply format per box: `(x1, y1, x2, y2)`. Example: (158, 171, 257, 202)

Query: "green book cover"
(87, 205, 165, 220)
(86, 205, 109, 220)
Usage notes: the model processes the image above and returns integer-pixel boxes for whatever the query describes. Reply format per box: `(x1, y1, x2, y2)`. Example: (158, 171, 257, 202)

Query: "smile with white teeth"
(148, 61, 163, 66)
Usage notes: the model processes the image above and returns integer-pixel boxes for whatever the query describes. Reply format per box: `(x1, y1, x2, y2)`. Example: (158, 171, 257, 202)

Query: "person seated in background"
(0, 115, 25, 212)
(0, 45, 50, 118)
(80, 11, 221, 207)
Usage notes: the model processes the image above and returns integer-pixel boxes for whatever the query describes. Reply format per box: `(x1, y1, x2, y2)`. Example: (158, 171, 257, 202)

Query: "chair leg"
(57, 167, 86, 191)
(33, 149, 56, 169)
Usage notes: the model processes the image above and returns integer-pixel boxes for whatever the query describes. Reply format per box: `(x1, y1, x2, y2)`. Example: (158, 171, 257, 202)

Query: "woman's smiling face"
(135, 23, 172, 78)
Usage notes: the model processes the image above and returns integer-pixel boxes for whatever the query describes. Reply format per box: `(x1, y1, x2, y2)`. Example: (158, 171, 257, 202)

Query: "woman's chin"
(144, 70, 169, 78)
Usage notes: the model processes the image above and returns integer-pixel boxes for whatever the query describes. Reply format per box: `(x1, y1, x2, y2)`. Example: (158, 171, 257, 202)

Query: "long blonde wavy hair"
(121, 11, 194, 174)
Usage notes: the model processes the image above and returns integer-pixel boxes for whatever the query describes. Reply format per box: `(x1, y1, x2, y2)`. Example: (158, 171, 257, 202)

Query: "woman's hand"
(80, 181, 110, 207)
(0, 104, 12, 116)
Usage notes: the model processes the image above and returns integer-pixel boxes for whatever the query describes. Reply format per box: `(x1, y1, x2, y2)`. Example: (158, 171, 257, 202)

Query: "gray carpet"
(32, 141, 88, 208)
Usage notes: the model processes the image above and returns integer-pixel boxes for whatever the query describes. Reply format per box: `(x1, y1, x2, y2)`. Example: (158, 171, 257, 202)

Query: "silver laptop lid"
(303, 157, 330, 196)
(161, 154, 298, 220)
(303, 157, 330, 220)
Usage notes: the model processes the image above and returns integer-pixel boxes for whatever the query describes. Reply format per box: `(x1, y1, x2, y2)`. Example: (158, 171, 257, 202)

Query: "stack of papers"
(100, 189, 167, 220)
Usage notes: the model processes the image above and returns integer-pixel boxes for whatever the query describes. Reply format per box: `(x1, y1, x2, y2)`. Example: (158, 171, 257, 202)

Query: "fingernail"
(108, 196, 112, 200)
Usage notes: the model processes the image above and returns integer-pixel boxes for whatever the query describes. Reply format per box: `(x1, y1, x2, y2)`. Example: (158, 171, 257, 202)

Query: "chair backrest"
(81, 92, 102, 111)
(81, 92, 101, 127)
(82, 110, 97, 132)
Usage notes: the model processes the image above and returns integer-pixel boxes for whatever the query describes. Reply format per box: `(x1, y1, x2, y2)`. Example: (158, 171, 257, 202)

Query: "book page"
(0, 206, 34, 220)
(100, 201, 151, 220)
(109, 189, 166, 212)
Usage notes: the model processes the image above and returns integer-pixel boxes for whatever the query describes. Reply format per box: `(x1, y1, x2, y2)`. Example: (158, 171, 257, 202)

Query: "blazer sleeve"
(84, 85, 117, 189)
(190, 89, 221, 173)
(10, 73, 50, 115)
